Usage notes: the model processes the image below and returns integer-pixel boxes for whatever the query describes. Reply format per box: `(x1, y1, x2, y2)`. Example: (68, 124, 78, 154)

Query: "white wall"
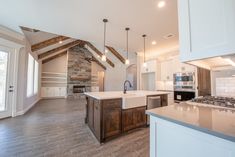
(104, 49, 137, 91)
(86, 44, 137, 91)
(16, 38, 41, 115)
(42, 54, 67, 73)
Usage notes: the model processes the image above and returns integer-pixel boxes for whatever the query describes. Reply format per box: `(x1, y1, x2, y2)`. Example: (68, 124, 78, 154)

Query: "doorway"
(126, 64, 137, 90)
(0, 46, 16, 119)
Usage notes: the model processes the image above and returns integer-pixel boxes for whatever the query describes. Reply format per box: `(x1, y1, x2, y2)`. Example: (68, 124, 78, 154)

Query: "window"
(27, 54, 34, 97)
(34, 61, 39, 94)
(27, 53, 39, 97)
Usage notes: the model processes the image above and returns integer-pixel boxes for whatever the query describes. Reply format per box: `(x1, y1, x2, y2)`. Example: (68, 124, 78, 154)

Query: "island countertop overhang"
(146, 103, 235, 142)
(84, 90, 170, 100)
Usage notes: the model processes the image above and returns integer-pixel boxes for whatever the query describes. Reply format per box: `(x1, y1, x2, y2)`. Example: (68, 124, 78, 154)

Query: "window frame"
(27, 53, 39, 98)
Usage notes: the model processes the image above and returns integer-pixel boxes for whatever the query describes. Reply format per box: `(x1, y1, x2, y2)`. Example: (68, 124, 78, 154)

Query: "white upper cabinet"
(141, 60, 157, 73)
(160, 60, 174, 81)
(178, 0, 235, 62)
(160, 56, 196, 81)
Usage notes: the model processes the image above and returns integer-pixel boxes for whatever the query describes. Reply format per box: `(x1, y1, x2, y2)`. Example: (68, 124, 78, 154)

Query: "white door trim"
(0, 37, 23, 118)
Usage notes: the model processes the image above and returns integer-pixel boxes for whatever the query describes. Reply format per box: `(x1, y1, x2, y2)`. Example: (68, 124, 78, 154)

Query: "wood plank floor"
(0, 99, 149, 157)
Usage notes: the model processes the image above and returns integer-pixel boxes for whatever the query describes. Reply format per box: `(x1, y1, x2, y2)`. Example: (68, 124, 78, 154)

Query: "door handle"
(9, 89, 14, 92)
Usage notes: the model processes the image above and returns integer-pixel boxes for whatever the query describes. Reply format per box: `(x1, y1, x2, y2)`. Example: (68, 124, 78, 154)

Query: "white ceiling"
(0, 0, 179, 54)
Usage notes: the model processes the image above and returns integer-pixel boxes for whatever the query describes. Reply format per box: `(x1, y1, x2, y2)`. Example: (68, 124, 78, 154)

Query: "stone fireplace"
(67, 45, 92, 99)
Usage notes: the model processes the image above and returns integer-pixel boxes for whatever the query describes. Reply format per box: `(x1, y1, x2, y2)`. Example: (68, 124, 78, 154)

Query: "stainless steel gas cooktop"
(191, 96, 235, 109)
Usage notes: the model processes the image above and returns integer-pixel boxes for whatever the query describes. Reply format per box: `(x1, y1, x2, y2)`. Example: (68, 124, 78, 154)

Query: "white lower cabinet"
(149, 116, 235, 157)
(41, 87, 67, 98)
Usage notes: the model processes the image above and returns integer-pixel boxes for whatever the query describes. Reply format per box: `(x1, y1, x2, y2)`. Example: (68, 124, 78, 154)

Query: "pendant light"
(101, 19, 108, 62)
(142, 34, 147, 67)
(125, 27, 130, 65)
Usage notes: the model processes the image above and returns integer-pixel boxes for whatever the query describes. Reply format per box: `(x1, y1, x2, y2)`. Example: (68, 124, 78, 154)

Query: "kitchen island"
(146, 103, 235, 157)
(84, 90, 169, 143)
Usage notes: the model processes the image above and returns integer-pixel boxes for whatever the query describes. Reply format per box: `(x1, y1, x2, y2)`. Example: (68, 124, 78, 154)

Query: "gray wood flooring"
(0, 99, 149, 157)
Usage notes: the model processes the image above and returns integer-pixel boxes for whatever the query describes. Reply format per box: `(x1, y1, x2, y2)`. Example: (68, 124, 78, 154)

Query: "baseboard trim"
(15, 98, 41, 116)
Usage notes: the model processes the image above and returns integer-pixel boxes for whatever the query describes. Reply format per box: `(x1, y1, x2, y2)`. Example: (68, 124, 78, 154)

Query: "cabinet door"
(197, 68, 211, 96)
(44, 87, 54, 97)
(122, 109, 136, 132)
(87, 98, 94, 130)
(147, 60, 157, 73)
(178, 0, 235, 62)
(141, 60, 157, 73)
(93, 100, 101, 141)
(54, 87, 60, 97)
(161, 61, 167, 81)
(134, 107, 146, 128)
(102, 99, 122, 140)
(161, 60, 173, 81)
(59, 87, 66, 97)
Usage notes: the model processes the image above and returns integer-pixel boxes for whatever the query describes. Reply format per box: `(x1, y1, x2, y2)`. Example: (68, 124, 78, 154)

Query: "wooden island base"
(85, 97, 147, 143)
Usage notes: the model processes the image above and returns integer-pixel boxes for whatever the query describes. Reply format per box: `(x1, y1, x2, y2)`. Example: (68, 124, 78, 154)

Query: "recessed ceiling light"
(158, 1, 166, 8)
(59, 41, 63, 44)
(152, 41, 157, 45)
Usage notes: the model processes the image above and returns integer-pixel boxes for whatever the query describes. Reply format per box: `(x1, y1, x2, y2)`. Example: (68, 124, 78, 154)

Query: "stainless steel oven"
(174, 72, 196, 102)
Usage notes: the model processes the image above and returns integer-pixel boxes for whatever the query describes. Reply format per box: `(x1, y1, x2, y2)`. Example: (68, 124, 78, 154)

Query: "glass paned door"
(0, 51, 8, 112)
(0, 45, 14, 119)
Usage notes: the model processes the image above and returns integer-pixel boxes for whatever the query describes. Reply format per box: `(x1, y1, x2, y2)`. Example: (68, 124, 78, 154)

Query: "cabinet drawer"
(102, 99, 121, 109)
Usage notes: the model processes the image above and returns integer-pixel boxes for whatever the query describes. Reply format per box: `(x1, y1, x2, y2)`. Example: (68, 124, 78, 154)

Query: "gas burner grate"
(191, 96, 235, 109)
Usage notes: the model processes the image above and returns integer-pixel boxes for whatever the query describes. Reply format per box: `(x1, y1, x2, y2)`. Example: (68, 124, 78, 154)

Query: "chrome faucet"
(123, 80, 132, 94)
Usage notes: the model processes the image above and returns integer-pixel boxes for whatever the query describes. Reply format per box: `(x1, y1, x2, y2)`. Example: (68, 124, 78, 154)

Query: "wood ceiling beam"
(38, 40, 83, 59)
(31, 36, 70, 52)
(106, 46, 126, 64)
(91, 57, 106, 70)
(85, 42, 115, 68)
(42, 50, 67, 64)
(20, 26, 40, 33)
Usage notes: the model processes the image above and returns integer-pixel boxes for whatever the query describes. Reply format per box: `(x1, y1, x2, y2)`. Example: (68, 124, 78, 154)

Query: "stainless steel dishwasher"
(147, 96, 161, 125)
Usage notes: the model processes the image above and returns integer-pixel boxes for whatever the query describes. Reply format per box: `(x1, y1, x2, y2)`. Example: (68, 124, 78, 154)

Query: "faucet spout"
(123, 80, 132, 94)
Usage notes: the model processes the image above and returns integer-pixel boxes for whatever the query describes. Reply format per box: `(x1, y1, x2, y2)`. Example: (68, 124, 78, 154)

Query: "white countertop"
(84, 90, 170, 100)
(146, 103, 235, 142)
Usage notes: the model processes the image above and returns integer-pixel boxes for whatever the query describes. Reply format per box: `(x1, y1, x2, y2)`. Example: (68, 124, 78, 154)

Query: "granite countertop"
(146, 103, 235, 142)
(84, 90, 170, 100)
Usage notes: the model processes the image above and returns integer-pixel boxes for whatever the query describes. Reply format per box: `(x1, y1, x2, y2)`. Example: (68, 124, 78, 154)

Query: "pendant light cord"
(126, 28, 130, 59)
(143, 34, 146, 62)
(103, 19, 108, 55)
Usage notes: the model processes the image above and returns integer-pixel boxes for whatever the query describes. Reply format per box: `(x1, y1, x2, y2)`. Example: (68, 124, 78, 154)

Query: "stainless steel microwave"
(173, 72, 195, 92)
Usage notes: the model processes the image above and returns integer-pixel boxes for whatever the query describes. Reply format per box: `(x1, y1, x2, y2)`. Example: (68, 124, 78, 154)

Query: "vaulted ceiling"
(0, 0, 179, 55)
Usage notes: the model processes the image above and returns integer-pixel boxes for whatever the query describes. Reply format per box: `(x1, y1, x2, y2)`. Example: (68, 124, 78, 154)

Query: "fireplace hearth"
(73, 85, 86, 93)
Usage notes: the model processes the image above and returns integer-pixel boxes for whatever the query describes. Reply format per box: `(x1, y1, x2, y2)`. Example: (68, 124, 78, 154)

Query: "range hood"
(187, 54, 235, 70)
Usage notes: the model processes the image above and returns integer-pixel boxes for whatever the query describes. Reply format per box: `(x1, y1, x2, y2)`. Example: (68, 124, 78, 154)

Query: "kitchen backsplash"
(216, 77, 235, 97)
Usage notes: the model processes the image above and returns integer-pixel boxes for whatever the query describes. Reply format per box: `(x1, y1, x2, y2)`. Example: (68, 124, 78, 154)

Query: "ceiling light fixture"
(59, 41, 63, 44)
(102, 19, 108, 62)
(142, 34, 147, 67)
(158, 1, 166, 8)
(152, 41, 157, 45)
(125, 27, 130, 65)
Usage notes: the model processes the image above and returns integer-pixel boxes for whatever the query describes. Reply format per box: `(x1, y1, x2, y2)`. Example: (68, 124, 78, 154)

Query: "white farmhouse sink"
(122, 94, 146, 109)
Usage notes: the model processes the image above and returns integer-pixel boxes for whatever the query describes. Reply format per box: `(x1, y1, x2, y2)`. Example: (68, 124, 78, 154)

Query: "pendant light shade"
(102, 19, 108, 62)
(142, 34, 147, 67)
(125, 27, 130, 65)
